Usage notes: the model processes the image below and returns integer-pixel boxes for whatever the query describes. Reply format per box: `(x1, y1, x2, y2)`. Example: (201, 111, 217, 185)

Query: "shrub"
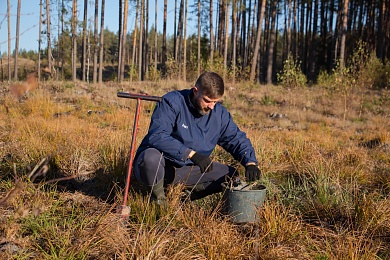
(347, 41, 388, 90)
(128, 64, 139, 81)
(147, 65, 161, 82)
(165, 57, 179, 80)
(203, 54, 226, 78)
(358, 54, 388, 89)
(317, 70, 336, 90)
(317, 41, 390, 91)
(277, 54, 307, 88)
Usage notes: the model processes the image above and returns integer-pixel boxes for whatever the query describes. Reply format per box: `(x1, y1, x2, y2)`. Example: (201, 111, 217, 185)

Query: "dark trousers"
(133, 148, 237, 196)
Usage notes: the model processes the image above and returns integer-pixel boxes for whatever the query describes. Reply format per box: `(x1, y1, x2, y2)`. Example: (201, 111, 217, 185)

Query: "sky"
(1, 0, 197, 54)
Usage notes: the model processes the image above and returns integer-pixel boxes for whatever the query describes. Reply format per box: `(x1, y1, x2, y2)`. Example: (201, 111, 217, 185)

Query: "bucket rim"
(222, 183, 267, 192)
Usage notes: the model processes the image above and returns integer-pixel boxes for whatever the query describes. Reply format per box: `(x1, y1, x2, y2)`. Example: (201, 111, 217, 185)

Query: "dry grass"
(0, 79, 389, 259)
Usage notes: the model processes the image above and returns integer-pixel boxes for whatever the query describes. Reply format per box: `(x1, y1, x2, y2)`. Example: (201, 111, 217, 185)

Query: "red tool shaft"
(122, 98, 141, 208)
(117, 92, 162, 218)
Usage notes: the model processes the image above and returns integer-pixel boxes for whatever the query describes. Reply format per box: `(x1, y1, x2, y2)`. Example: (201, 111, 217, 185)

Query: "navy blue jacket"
(136, 89, 258, 167)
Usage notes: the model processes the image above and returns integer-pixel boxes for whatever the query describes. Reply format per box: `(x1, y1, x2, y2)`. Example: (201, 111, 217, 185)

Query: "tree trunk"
(245, 0, 252, 69)
(143, 0, 149, 79)
(303, 0, 312, 75)
(175, 0, 184, 66)
(56, 0, 60, 80)
(240, 1, 247, 70)
(197, 0, 201, 75)
(328, 0, 335, 71)
(46, 0, 52, 76)
(266, 0, 277, 84)
(130, 0, 139, 82)
(231, 0, 238, 85)
(138, 0, 144, 80)
(217, 0, 225, 54)
(308, 0, 318, 81)
(209, 0, 214, 67)
(235, 0, 241, 68)
(60, 0, 65, 78)
(38, 0, 43, 82)
(82, 0, 88, 81)
(93, 0, 99, 83)
(319, 0, 327, 70)
(223, 0, 229, 81)
(349, 0, 356, 33)
(333, 0, 342, 68)
(299, 0, 305, 67)
(174, 0, 177, 60)
(183, 0, 188, 81)
(14, 0, 21, 80)
(366, 3, 375, 51)
(376, 0, 385, 61)
(274, 4, 279, 81)
(176, 0, 184, 79)
(357, 0, 364, 39)
(250, 0, 266, 82)
(7, 0, 11, 81)
(120, 0, 129, 82)
(72, 0, 77, 82)
(260, 3, 270, 82)
(118, 0, 123, 81)
(98, 0, 105, 83)
(383, 0, 389, 59)
(154, 0, 158, 69)
(286, 0, 292, 55)
(339, 0, 349, 69)
(292, 0, 297, 59)
(162, 0, 167, 77)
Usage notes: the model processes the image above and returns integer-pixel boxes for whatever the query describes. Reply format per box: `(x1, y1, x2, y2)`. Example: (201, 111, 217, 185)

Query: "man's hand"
(245, 165, 261, 182)
(190, 152, 213, 173)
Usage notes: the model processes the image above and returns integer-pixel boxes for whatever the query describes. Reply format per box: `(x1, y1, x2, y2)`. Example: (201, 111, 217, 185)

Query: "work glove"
(245, 165, 261, 182)
(190, 152, 213, 173)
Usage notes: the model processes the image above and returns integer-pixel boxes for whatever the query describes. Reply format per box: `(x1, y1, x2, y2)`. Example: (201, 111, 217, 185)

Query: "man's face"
(193, 86, 221, 115)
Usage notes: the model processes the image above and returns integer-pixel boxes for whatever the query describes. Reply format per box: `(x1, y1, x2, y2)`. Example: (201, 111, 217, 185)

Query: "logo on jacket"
(181, 123, 188, 129)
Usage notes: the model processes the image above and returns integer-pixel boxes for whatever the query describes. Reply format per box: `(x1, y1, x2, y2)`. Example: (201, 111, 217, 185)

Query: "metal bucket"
(222, 184, 267, 223)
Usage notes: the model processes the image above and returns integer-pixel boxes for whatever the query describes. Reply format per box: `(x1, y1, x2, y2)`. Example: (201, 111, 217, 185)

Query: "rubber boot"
(150, 179, 167, 206)
(181, 183, 205, 202)
(184, 182, 223, 201)
(185, 183, 206, 192)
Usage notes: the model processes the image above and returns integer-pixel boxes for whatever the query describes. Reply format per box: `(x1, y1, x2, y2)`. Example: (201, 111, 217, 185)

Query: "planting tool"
(117, 92, 162, 219)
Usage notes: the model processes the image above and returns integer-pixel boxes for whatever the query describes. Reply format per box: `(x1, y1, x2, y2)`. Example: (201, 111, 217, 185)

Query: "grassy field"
(0, 78, 389, 259)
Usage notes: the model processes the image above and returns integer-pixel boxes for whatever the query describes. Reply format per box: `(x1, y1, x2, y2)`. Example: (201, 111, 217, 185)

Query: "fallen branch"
(40, 175, 79, 185)
(27, 157, 47, 180)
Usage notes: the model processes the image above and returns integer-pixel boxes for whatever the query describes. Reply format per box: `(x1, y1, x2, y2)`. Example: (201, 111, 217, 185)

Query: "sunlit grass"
(0, 80, 389, 258)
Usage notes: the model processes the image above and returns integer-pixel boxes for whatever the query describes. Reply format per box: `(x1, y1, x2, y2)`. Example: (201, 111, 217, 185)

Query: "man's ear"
(193, 85, 199, 95)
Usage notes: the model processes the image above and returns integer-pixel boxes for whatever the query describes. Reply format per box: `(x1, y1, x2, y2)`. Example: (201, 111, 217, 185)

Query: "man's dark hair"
(195, 72, 224, 98)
